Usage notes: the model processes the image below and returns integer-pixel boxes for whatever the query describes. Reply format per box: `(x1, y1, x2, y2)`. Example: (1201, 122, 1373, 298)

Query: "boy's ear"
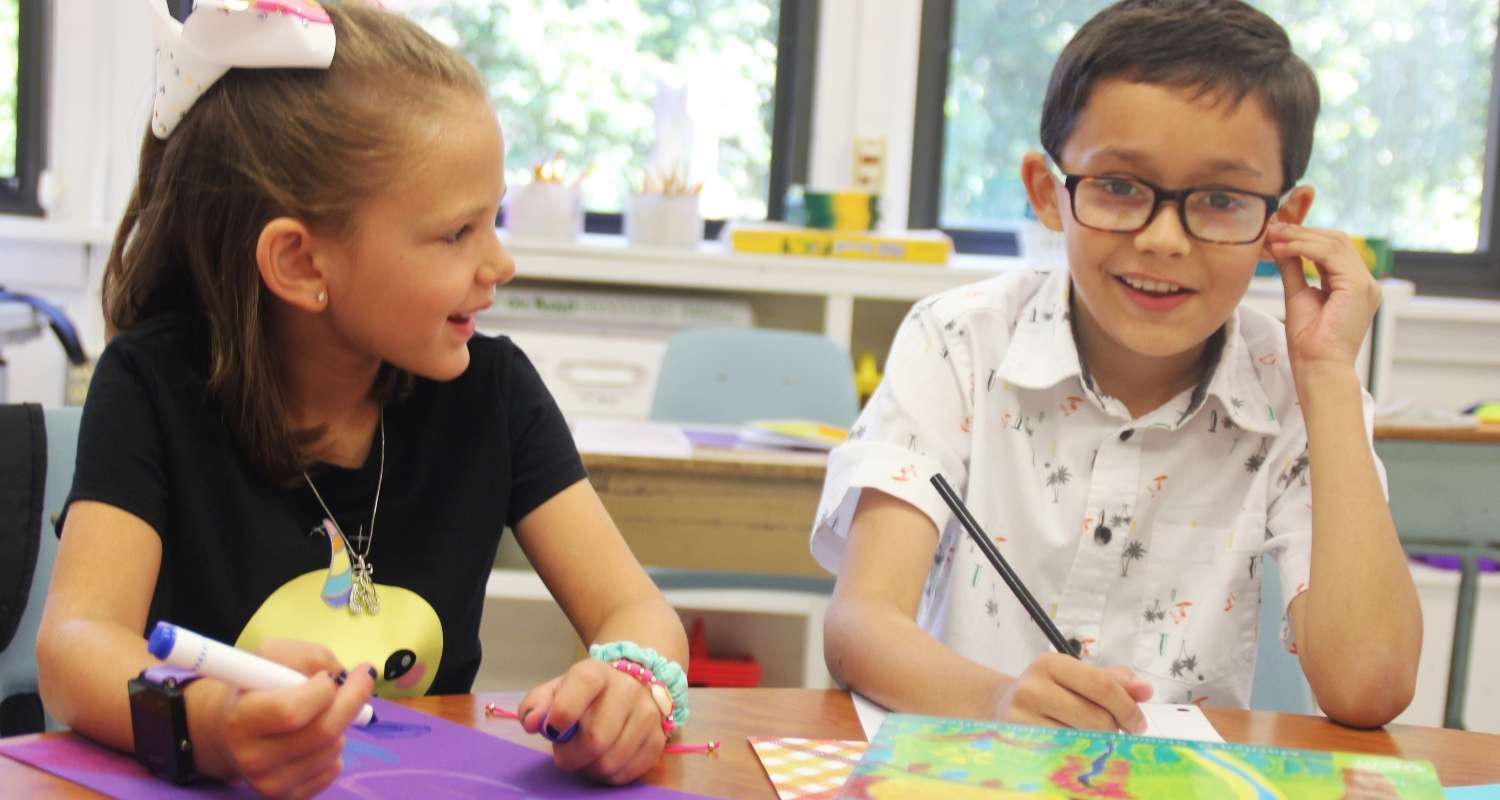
(1260, 185, 1315, 260)
(256, 217, 330, 313)
(1020, 152, 1066, 232)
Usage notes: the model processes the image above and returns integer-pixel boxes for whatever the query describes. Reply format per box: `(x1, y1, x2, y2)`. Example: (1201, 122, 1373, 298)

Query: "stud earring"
(315, 290, 327, 304)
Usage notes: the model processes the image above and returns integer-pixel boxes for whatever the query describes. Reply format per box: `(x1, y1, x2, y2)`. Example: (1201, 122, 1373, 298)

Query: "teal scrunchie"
(589, 641, 689, 726)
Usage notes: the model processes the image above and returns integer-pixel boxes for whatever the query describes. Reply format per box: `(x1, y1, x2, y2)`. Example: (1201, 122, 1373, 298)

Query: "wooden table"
(4, 689, 1500, 797)
(582, 447, 829, 579)
(582, 423, 1500, 578)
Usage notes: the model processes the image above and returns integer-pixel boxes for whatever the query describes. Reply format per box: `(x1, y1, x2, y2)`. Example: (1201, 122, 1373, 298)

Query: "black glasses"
(1059, 172, 1282, 245)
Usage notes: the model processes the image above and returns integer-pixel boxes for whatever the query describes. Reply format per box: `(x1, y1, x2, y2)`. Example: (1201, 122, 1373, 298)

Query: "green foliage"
(941, 0, 1495, 252)
(1, 0, 18, 179)
(395, 0, 778, 219)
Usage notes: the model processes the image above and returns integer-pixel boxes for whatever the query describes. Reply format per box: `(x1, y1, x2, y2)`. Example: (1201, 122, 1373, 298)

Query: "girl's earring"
(315, 290, 327, 305)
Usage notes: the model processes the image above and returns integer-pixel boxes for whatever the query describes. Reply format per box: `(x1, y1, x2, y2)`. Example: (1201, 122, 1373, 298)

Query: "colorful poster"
(837, 714, 1444, 799)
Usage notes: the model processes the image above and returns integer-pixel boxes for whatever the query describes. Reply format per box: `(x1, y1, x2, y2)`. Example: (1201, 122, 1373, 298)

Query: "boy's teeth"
(1122, 276, 1181, 294)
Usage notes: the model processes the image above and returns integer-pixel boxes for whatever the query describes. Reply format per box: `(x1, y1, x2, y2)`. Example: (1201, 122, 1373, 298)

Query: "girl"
(36, 2, 688, 796)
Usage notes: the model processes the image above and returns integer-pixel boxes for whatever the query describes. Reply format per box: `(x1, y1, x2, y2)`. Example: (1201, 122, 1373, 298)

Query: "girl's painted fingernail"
(334, 670, 349, 686)
(542, 721, 580, 743)
(368, 666, 379, 681)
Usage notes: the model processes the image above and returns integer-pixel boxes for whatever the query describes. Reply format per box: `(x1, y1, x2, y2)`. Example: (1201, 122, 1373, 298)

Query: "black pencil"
(930, 473, 1078, 658)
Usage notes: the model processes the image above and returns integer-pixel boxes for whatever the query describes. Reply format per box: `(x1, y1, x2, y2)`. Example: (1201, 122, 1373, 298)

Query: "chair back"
(0, 406, 81, 734)
(650, 327, 859, 427)
(1249, 562, 1315, 714)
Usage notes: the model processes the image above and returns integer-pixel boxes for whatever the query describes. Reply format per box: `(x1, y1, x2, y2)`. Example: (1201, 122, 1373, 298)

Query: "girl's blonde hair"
(104, 0, 486, 483)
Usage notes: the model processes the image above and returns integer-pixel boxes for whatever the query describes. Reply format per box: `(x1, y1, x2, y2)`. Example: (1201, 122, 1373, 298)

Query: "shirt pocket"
(1132, 513, 1264, 687)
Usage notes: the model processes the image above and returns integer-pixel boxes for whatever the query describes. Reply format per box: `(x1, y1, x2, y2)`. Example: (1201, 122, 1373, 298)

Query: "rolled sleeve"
(811, 304, 973, 574)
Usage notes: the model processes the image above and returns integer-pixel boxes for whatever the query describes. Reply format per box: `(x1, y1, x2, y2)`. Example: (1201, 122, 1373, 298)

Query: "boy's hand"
(213, 641, 374, 799)
(1265, 222, 1383, 376)
(992, 653, 1152, 732)
(518, 658, 667, 786)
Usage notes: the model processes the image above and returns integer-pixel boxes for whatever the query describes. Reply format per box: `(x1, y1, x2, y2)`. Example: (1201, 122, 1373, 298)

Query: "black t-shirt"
(66, 315, 585, 696)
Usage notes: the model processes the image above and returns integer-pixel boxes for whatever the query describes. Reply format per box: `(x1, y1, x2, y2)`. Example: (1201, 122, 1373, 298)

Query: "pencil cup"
(625, 192, 703, 248)
(506, 181, 582, 242)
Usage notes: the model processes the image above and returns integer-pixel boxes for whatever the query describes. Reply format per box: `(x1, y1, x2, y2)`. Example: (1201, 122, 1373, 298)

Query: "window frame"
(0, 0, 48, 216)
(576, 0, 819, 237)
(909, 0, 1500, 297)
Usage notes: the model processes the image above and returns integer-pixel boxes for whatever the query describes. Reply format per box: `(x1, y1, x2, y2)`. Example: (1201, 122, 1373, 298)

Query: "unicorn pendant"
(317, 518, 378, 616)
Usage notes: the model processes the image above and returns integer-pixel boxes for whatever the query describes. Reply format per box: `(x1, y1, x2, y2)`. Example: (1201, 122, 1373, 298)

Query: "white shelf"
(503, 232, 1025, 301)
(484, 568, 832, 689)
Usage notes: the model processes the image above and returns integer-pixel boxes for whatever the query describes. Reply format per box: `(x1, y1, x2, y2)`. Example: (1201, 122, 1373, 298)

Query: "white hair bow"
(147, 0, 338, 138)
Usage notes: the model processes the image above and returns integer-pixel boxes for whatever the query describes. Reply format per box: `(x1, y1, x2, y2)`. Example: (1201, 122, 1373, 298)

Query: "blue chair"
(645, 329, 854, 685)
(0, 405, 81, 734)
(1249, 562, 1315, 714)
(649, 327, 859, 428)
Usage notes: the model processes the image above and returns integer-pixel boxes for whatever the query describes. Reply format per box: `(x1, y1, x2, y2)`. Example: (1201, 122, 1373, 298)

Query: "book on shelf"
(738, 420, 849, 452)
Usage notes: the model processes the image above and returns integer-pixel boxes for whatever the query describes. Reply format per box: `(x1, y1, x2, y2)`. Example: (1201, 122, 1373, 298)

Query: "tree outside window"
(386, 1, 782, 222)
(937, 0, 1496, 255)
(1, 0, 19, 180)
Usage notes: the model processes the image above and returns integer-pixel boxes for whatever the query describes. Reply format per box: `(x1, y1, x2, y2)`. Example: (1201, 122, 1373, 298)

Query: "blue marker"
(147, 621, 377, 726)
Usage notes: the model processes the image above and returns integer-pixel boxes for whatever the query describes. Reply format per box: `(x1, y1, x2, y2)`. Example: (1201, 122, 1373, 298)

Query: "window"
(387, 0, 817, 234)
(912, 0, 1500, 294)
(0, 0, 45, 216)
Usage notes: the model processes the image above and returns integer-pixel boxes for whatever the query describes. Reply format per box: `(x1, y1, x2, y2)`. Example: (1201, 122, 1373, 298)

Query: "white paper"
(1139, 702, 1225, 742)
(570, 418, 691, 458)
(850, 694, 1222, 744)
(851, 692, 890, 741)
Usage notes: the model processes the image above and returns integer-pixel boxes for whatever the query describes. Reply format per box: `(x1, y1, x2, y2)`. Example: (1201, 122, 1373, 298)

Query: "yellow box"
(728, 224, 952, 265)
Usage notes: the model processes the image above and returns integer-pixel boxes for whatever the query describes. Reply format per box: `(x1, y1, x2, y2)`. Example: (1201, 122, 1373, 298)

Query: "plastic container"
(684, 617, 762, 688)
(505, 181, 582, 242)
(625, 192, 703, 248)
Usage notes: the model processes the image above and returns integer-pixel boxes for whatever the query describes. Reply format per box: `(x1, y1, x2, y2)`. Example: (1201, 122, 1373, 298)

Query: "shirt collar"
(997, 268, 1280, 436)
(1190, 307, 1281, 436)
(996, 268, 1084, 391)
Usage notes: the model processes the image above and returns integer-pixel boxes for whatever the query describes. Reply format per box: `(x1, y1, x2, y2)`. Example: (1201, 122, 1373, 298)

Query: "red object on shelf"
(685, 617, 762, 688)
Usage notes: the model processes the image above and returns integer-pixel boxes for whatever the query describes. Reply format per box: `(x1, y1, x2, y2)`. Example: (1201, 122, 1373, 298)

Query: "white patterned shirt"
(811, 267, 1382, 708)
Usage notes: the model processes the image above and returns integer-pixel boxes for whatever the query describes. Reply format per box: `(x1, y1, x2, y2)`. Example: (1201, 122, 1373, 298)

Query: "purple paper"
(681, 428, 742, 449)
(1, 699, 711, 799)
(1411, 554, 1500, 572)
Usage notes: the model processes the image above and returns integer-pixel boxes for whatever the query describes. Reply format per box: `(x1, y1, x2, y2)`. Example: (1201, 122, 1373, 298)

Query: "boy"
(813, 0, 1420, 731)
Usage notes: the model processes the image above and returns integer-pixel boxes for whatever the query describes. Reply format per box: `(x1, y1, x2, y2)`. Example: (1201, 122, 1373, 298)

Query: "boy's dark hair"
(1040, 0, 1319, 192)
(104, 0, 486, 484)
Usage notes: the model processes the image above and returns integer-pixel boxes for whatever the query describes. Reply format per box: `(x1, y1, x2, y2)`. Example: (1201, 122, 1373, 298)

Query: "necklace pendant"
(350, 559, 381, 615)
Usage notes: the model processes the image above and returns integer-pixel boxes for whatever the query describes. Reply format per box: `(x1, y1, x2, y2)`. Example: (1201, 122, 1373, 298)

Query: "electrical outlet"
(852, 136, 887, 193)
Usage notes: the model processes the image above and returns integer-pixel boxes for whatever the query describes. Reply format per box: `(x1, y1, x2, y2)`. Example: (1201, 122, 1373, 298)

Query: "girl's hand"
(993, 653, 1153, 733)
(1265, 222, 1383, 378)
(211, 640, 374, 799)
(518, 658, 668, 785)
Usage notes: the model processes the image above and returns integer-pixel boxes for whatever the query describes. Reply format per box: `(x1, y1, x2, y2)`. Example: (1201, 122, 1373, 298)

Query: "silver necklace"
(304, 412, 385, 615)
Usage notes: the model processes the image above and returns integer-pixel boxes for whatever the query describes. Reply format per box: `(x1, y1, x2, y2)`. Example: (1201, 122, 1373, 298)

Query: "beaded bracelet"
(482, 705, 718, 754)
(589, 641, 689, 726)
(608, 658, 677, 735)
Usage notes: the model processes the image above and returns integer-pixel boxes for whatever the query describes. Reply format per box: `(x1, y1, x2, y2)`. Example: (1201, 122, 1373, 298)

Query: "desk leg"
(1443, 555, 1479, 730)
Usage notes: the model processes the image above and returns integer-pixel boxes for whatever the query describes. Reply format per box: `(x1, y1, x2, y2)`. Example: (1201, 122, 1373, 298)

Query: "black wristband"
(128, 665, 204, 784)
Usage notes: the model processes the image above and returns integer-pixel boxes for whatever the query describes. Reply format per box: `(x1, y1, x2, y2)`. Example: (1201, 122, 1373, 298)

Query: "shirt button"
(1119, 429, 1134, 442)
(1093, 524, 1113, 545)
